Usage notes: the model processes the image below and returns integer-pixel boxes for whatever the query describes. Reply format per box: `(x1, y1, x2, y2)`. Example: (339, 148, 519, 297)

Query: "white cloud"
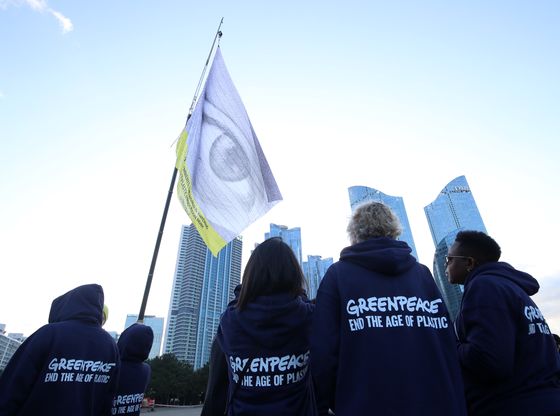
(0, 0, 73, 33)
(24, 0, 47, 11)
(49, 9, 73, 33)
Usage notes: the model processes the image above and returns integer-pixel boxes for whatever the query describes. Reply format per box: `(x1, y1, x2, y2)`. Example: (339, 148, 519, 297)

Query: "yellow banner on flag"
(175, 129, 226, 254)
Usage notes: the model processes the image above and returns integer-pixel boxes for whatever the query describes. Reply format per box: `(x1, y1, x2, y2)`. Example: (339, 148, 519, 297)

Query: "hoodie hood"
(118, 323, 154, 362)
(467, 262, 540, 295)
(221, 293, 312, 350)
(340, 237, 417, 275)
(48, 284, 104, 325)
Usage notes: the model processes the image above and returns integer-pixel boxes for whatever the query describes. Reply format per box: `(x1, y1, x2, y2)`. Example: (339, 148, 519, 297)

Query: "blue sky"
(1, 0, 559, 337)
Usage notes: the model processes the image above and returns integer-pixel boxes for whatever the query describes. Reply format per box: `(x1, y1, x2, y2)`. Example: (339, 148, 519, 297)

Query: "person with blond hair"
(311, 202, 466, 416)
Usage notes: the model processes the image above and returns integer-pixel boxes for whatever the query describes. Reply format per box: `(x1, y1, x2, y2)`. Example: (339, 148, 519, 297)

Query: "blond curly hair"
(347, 201, 402, 244)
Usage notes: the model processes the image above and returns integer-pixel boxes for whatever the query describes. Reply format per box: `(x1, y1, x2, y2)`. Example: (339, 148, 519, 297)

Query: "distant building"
(7, 333, 25, 343)
(0, 331, 22, 371)
(264, 224, 332, 300)
(164, 224, 242, 369)
(303, 255, 333, 299)
(424, 175, 487, 320)
(265, 224, 303, 265)
(348, 186, 418, 259)
(124, 315, 164, 359)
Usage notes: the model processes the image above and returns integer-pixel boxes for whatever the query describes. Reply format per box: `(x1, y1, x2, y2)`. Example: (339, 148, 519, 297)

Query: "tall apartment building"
(348, 186, 418, 259)
(0, 327, 22, 371)
(163, 224, 242, 369)
(424, 175, 487, 320)
(6, 333, 25, 343)
(124, 314, 165, 359)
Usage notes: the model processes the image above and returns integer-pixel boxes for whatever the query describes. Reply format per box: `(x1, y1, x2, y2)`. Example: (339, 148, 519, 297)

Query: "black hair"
(455, 230, 501, 264)
(237, 237, 305, 310)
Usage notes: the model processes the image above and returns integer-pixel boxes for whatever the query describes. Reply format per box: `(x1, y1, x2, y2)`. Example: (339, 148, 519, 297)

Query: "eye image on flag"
(175, 47, 282, 256)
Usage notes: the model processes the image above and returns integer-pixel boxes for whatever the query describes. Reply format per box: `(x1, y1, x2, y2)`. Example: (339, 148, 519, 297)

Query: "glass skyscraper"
(303, 255, 333, 299)
(163, 224, 242, 369)
(265, 224, 303, 265)
(264, 224, 331, 299)
(348, 186, 418, 259)
(124, 314, 165, 359)
(424, 175, 487, 320)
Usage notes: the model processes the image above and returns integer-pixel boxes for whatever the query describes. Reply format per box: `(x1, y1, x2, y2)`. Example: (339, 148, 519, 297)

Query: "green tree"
(146, 354, 210, 405)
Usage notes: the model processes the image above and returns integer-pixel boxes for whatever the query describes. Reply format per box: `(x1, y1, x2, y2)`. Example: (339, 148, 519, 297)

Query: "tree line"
(145, 354, 209, 405)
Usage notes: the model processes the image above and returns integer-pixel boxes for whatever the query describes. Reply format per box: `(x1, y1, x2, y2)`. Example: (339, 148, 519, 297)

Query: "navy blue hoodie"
(217, 293, 316, 416)
(0, 284, 120, 416)
(456, 262, 560, 415)
(111, 323, 153, 415)
(311, 238, 467, 416)
(202, 285, 242, 416)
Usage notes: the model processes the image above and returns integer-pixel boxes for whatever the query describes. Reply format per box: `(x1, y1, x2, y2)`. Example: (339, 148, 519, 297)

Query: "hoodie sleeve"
(201, 337, 229, 416)
(310, 266, 340, 416)
(106, 354, 121, 415)
(457, 277, 516, 380)
(0, 329, 47, 414)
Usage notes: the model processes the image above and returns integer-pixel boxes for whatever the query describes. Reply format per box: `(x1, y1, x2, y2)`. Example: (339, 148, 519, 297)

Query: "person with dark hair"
(448, 230, 560, 415)
(0, 284, 120, 415)
(111, 323, 154, 415)
(216, 238, 316, 415)
(311, 202, 467, 416)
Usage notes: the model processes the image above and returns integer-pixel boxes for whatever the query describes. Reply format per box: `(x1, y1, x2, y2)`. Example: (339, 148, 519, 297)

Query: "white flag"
(175, 47, 282, 255)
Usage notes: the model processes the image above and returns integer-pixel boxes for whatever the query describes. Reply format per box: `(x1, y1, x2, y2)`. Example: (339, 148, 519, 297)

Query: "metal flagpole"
(137, 18, 224, 323)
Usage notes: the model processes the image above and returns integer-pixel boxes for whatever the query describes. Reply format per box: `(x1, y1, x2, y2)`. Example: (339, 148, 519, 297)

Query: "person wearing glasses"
(447, 230, 560, 416)
(311, 202, 467, 416)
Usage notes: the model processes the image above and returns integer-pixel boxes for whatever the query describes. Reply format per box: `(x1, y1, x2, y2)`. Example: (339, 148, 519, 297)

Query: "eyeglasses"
(445, 255, 471, 266)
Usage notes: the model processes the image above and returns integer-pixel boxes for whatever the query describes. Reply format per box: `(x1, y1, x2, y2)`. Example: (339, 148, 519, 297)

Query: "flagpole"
(137, 18, 224, 323)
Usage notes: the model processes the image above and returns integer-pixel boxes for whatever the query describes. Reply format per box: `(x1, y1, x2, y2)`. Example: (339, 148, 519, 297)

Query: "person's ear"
(466, 257, 476, 272)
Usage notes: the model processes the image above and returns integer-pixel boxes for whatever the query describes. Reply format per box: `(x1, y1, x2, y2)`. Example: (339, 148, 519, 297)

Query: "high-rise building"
(264, 224, 331, 300)
(0, 330, 22, 371)
(6, 333, 25, 343)
(265, 224, 302, 265)
(164, 224, 242, 369)
(303, 255, 333, 299)
(424, 175, 487, 320)
(124, 314, 165, 359)
(348, 186, 418, 259)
